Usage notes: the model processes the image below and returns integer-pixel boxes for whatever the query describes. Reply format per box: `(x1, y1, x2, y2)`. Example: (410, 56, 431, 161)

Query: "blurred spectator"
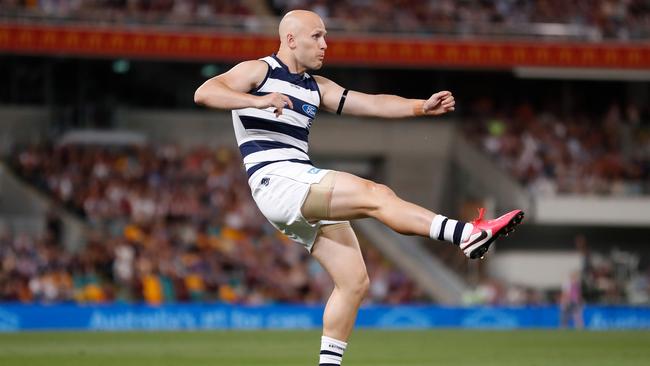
(44, 208, 63, 246)
(559, 271, 584, 328)
(576, 234, 645, 305)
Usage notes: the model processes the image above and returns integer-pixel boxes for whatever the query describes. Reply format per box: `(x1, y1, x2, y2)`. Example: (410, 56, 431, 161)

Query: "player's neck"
(275, 50, 306, 74)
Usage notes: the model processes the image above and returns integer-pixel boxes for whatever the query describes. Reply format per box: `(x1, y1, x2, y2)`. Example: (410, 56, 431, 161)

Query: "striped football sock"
(429, 214, 473, 245)
(319, 335, 347, 366)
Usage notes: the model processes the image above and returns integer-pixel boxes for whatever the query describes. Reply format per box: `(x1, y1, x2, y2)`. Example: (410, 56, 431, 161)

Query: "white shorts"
(248, 161, 346, 251)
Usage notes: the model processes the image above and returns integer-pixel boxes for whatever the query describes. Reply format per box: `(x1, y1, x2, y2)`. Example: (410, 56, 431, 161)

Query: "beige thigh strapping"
(301, 171, 337, 220)
(318, 221, 352, 235)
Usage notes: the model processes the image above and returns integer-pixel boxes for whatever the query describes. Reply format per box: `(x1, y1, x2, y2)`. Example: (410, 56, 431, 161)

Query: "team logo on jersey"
(308, 168, 321, 174)
(261, 177, 271, 186)
(302, 104, 317, 118)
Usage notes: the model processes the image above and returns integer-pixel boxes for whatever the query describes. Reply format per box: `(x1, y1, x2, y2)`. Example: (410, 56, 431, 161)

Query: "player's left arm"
(314, 75, 455, 118)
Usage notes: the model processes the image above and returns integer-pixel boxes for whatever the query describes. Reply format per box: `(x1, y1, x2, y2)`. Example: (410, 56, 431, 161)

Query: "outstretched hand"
(422, 91, 455, 115)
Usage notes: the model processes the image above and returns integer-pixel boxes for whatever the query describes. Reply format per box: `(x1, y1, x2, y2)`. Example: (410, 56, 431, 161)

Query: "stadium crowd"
(0, 0, 254, 24)
(1, 143, 423, 304)
(274, 0, 650, 39)
(464, 100, 650, 196)
(1, 0, 649, 39)
(4, 142, 650, 306)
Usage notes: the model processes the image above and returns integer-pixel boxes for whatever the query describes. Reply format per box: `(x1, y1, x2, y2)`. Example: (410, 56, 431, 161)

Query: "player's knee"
(367, 181, 395, 199)
(359, 273, 370, 298)
(363, 182, 396, 213)
(354, 274, 370, 300)
(375, 183, 396, 198)
(343, 271, 370, 300)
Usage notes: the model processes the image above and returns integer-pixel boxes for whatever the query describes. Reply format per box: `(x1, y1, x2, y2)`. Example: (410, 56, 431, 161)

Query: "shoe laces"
(472, 207, 486, 225)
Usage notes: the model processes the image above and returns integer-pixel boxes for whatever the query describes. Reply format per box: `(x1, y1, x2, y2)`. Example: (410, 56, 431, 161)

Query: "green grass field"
(1, 330, 649, 366)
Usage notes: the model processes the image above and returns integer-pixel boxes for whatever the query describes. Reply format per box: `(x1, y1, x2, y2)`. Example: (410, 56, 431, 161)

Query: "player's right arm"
(194, 60, 293, 116)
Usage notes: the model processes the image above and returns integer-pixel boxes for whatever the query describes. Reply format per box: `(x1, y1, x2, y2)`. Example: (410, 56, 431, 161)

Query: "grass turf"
(1, 330, 649, 366)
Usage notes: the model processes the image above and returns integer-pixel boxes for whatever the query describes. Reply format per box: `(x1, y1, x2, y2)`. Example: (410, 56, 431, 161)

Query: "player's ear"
(287, 33, 297, 49)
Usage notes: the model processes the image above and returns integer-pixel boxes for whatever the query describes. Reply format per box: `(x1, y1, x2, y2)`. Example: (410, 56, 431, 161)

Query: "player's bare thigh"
(302, 171, 391, 221)
(310, 222, 368, 289)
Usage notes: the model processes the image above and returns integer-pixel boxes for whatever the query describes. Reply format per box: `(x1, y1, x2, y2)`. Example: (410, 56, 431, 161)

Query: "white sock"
(430, 214, 473, 245)
(320, 336, 347, 366)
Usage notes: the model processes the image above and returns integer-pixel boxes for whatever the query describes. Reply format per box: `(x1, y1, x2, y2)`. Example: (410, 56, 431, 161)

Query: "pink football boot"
(460, 208, 524, 259)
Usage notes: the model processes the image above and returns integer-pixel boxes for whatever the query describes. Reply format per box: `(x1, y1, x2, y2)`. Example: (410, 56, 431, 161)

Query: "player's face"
(295, 21, 327, 71)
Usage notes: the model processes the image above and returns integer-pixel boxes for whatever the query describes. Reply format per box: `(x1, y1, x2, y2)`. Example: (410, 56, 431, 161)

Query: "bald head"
(279, 10, 325, 45)
(276, 10, 328, 73)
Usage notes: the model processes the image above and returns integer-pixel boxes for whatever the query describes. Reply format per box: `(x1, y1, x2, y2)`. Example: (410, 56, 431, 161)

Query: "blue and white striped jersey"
(232, 55, 321, 179)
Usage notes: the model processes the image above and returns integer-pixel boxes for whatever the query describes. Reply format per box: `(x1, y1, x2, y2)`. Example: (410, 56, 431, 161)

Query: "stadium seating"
(462, 100, 650, 195)
(1, 143, 423, 305)
(3, 0, 649, 39)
